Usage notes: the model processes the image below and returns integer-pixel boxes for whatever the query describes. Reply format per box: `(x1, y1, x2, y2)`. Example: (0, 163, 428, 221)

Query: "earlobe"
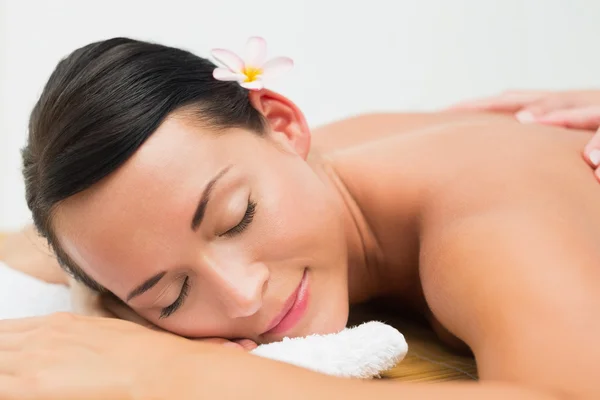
(248, 90, 311, 159)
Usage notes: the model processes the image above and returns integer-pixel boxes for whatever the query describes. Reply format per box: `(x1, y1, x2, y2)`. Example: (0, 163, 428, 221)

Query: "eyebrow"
(190, 164, 232, 231)
(126, 166, 233, 302)
(127, 271, 167, 301)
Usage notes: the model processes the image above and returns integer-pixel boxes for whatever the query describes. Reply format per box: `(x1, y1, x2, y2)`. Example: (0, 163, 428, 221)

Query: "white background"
(1, 0, 600, 230)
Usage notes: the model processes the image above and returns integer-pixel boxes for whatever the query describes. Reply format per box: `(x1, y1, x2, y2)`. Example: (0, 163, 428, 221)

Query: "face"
(54, 112, 350, 343)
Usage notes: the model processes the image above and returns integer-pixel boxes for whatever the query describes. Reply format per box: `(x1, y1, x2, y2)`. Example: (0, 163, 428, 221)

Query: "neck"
(308, 153, 386, 304)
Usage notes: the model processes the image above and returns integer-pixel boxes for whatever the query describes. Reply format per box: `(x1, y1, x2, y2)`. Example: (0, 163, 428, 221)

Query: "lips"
(263, 269, 309, 336)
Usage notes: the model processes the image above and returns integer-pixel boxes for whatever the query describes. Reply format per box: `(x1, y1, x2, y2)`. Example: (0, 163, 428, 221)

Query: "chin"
(305, 271, 351, 336)
(259, 267, 351, 343)
(263, 293, 349, 343)
(314, 313, 349, 336)
(301, 296, 350, 338)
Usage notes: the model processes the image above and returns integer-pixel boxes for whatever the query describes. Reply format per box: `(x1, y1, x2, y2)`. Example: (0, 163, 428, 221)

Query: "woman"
(2, 37, 600, 399)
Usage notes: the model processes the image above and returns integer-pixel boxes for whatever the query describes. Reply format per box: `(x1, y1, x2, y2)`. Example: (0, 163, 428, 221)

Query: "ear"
(248, 90, 311, 159)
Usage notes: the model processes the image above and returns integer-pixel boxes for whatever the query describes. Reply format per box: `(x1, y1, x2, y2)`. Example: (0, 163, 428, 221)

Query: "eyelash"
(160, 277, 190, 319)
(159, 200, 256, 318)
(221, 199, 257, 237)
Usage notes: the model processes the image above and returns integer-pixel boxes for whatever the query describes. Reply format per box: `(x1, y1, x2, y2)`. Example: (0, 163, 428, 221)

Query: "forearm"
(0, 224, 67, 285)
(158, 347, 558, 400)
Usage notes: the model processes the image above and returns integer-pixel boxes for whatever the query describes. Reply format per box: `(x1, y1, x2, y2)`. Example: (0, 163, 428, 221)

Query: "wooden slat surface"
(349, 305, 478, 382)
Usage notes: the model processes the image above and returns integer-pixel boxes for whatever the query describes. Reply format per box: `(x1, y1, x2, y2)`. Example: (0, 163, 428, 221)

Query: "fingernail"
(515, 110, 536, 123)
(589, 149, 600, 167)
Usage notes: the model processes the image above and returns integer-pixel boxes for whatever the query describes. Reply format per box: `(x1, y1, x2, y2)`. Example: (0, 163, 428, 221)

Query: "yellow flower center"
(243, 66, 262, 82)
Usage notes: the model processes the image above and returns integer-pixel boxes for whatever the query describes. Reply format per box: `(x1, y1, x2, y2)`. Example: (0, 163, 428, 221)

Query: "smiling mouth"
(263, 269, 310, 336)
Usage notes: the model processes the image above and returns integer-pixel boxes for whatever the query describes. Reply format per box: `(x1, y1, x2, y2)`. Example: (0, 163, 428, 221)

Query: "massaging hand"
(0, 313, 235, 400)
(450, 89, 600, 177)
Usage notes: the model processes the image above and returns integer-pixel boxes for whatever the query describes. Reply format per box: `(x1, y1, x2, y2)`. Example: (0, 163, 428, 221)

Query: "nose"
(205, 259, 269, 319)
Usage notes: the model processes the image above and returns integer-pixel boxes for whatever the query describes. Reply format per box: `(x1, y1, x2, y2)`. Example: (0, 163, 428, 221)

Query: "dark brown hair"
(22, 37, 266, 290)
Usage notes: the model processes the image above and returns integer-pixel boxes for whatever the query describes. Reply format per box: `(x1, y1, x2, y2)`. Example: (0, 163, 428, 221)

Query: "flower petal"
(240, 79, 264, 91)
(210, 49, 244, 72)
(213, 68, 246, 81)
(261, 57, 294, 79)
(244, 37, 267, 68)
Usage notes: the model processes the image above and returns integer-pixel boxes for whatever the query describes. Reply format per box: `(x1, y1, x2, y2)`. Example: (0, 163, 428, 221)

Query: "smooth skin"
(2, 90, 600, 399)
(450, 89, 600, 177)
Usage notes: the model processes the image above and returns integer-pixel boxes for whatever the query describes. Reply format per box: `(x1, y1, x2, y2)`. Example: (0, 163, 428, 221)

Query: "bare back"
(313, 112, 600, 397)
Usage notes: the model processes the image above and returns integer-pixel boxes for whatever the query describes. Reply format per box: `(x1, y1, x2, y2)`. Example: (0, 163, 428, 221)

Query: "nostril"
(244, 300, 262, 317)
(229, 296, 262, 319)
(220, 262, 269, 319)
(261, 273, 269, 298)
(226, 281, 264, 318)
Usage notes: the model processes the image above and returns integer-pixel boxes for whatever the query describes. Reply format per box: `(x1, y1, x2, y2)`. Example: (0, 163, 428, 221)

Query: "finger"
(0, 333, 26, 351)
(0, 351, 19, 375)
(0, 317, 43, 333)
(0, 313, 88, 339)
(595, 167, 600, 182)
(221, 341, 245, 350)
(191, 337, 232, 345)
(585, 127, 600, 169)
(517, 98, 579, 123)
(189, 337, 247, 350)
(0, 375, 21, 399)
(537, 106, 600, 131)
(234, 339, 258, 351)
(448, 91, 545, 112)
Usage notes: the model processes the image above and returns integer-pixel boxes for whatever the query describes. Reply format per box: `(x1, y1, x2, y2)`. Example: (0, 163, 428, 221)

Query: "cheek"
(136, 292, 242, 339)
(256, 168, 345, 263)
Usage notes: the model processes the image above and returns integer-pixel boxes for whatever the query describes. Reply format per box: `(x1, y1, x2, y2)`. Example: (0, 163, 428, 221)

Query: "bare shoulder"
(310, 111, 511, 154)
(418, 166, 600, 397)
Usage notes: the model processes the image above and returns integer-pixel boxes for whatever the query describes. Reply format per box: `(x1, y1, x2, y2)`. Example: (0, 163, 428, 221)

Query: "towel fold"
(252, 321, 408, 378)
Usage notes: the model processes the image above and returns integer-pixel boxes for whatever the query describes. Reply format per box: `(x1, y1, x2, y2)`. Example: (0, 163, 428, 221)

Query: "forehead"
(52, 116, 254, 293)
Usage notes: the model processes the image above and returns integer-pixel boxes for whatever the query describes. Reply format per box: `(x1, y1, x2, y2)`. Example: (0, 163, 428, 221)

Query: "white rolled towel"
(252, 321, 408, 378)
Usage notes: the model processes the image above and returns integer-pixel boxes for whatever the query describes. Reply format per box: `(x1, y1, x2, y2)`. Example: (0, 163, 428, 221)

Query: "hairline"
(38, 106, 267, 294)
(45, 208, 106, 293)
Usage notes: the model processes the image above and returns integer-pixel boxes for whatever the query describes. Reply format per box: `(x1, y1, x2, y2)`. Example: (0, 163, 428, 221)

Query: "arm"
(182, 351, 557, 400)
(0, 225, 67, 285)
(420, 211, 600, 399)
(0, 314, 558, 400)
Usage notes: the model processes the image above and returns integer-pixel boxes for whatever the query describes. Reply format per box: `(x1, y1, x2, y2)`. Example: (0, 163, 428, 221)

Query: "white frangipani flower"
(211, 37, 293, 90)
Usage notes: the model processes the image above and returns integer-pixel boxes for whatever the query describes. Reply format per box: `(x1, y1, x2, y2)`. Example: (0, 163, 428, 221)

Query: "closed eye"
(221, 199, 256, 237)
(160, 277, 190, 319)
